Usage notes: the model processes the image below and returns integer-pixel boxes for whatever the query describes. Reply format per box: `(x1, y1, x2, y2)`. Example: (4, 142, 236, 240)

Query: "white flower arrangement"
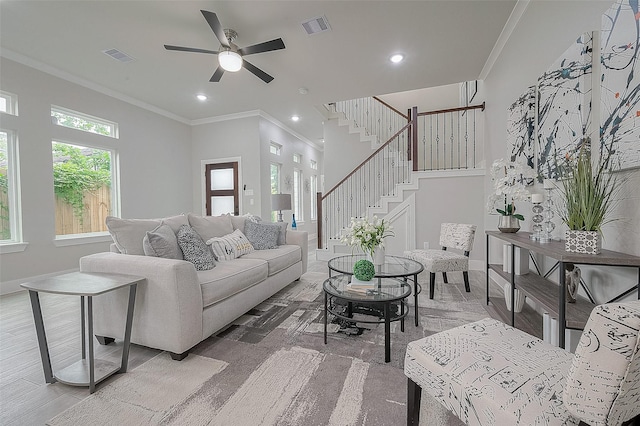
(341, 215, 394, 258)
(487, 158, 536, 220)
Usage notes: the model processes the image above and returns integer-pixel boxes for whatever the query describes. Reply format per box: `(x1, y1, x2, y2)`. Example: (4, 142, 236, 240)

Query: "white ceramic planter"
(565, 230, 601, 254)
(373, 246, 386, 265)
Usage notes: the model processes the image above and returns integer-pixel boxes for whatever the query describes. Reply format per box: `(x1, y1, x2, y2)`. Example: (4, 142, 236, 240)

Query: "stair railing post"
(317, 192, 323, 249)
(411, 106, 418, 172)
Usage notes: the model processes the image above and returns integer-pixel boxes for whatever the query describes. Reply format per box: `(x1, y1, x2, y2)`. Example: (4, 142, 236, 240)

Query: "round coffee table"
(323, 274, 411, 363)
(328, 255, 423, 326)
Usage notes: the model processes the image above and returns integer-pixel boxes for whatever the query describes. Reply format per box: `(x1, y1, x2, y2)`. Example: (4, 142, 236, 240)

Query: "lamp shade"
(271, 193, 292, 211)
(218, 51, 242, 72)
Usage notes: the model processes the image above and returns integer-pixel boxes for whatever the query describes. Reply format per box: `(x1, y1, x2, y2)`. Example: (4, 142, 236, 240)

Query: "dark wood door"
(205, 162, 239, 216)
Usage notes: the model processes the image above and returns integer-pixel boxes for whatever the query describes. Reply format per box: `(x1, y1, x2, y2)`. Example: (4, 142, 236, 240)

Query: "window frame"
(270, 142, 282, 156)
(0, 129, 23, 248)
(51, 105, 119, 139)
(310, 159, 317, 170)
(293, 153, 301, 164)
(0, 91, 18, 116)
(293, 168, 303, 222)
(270, 162, 281, 222)
(51, 139, 120, 240)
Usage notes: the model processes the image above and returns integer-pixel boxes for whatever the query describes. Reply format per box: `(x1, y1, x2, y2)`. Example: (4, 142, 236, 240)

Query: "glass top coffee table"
(323, 274, 411, 363)
(328, 255, 423, 326)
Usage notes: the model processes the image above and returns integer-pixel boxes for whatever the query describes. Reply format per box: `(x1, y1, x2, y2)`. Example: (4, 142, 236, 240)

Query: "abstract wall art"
(507, 86, 536, 171)
(601, 0, 640, 170)
(537, 32, 593, 180)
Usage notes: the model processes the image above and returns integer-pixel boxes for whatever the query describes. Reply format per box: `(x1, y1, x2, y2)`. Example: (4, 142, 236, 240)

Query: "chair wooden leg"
(442, 272, 448, 283)
(407, 378, 422, 426)
(463, 271, 471, 293)
(429, 273, 435, 299)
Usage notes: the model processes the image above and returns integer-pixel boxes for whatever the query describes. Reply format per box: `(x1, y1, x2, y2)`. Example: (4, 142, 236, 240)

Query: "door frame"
(200, 157, 242, 216)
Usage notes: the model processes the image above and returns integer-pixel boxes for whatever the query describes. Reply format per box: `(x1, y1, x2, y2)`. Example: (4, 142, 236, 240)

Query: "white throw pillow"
(206, 229, 254, 261)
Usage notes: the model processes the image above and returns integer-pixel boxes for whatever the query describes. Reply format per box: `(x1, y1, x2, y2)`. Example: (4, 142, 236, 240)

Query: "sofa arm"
(79, 252, 203, 354)
(286, 230, 308, 274)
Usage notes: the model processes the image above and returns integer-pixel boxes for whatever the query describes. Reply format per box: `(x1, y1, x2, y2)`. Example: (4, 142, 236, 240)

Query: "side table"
(21, 271, 144, 393)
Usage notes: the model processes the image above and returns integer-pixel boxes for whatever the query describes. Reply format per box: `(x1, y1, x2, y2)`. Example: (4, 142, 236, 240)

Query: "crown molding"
(0, 48, 190, 125)
(479, 0, 530, 80)
(257, 111, 323, 151)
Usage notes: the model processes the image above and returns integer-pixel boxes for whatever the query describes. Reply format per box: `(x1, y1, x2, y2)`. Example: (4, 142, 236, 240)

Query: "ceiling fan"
(164, 10, 285, 84)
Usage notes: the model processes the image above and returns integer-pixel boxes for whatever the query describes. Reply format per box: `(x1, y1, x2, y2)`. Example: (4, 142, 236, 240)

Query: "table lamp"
(271, 193, 291, 222)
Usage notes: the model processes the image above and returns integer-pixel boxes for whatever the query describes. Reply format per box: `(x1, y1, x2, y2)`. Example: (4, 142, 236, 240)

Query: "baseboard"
(0, 268, 79, 295)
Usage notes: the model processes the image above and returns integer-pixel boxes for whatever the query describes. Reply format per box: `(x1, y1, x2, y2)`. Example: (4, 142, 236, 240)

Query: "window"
(270, 163, 280, 222)
(51, 106, 118, 138)
(52, 141, 118, 236)
(293, 168, 303, 221)
(310, 175, 318, 220)
(0, 130, 21, 242)
(293, 153, 301, 163)
(0, 91, 18, 116)
(310, 159, 317, 170)
(270, 142, 281, 156)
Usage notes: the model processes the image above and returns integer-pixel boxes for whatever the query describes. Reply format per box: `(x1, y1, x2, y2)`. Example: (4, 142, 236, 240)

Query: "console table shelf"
(485, 231, 640, 349)
(486, 295, 543, 339)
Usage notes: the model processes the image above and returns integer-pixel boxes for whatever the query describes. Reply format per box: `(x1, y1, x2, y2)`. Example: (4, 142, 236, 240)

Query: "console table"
(485, 231, 640, 349)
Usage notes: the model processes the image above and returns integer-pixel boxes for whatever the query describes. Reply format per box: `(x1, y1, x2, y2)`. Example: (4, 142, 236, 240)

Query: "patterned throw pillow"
(176, 225, 215, 271)
(206, 229, 255, 261)
(244, 221, 281, 250)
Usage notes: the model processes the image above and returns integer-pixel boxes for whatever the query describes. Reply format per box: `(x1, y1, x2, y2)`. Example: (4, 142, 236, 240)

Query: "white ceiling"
(0, 1, 517, 145)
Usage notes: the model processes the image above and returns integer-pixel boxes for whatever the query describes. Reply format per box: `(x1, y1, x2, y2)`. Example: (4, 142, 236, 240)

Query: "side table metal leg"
(28, 291, 55, 384)
(120, 284, 137, 373)
(400, 299, 405, 333)
(324, 291, 328, 345)
(88, 296, 95, 394)
(559, 261, 566, 349)
(80, 296, 86, 360)
(413, 274, 419, 326)
(384, 302, 391, 363)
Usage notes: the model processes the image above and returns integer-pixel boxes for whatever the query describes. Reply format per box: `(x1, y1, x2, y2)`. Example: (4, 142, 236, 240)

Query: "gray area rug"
(49, 271, 490, 425)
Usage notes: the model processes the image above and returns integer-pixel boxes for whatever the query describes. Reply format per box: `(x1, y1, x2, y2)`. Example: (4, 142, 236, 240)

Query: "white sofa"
(79, 214, 308, 360)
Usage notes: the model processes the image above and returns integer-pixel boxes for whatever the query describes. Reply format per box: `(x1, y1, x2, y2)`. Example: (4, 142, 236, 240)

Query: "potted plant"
(487, 159, 536, 233)
(558, 144, 617, 254)
(341, 215, 394, 265)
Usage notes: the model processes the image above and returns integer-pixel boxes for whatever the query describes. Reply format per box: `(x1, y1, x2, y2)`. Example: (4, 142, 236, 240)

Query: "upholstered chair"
(404, 223, 476, 299)
(404, 301, 640, 426)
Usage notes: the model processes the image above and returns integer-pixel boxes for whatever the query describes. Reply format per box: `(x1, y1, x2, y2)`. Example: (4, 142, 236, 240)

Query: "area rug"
(49, 271, 489, 426)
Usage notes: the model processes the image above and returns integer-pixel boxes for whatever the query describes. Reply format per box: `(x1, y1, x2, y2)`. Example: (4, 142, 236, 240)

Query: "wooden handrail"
(322, 120, 413, 201)
(417, 102, 485, 117)
(373, 96, 409, 120)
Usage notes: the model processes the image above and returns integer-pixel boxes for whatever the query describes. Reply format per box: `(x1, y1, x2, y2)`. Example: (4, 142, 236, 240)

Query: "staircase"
(318, 95, 485, 258)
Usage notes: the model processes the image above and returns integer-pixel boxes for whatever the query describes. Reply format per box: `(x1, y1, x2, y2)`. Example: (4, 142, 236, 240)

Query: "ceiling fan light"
(219, 51, 242, 72)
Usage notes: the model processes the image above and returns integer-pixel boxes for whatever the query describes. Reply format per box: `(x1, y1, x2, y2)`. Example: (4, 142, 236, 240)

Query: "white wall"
(484, 0, 640, 302)
(377, 83, 463, 114)
(0, 58, 192, 289)
(322, 118, 374, 190)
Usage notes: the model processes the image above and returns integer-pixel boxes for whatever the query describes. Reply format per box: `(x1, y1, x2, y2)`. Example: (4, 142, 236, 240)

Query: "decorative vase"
(565, 230, 601, 254)
(503, 283, 525, 312)
(498, 216, 520, 233)
(373, 246, 385, 265)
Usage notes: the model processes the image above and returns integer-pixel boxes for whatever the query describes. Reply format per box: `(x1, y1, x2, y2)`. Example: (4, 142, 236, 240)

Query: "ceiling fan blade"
(201, 10, 230, 49)
(210, 66, 225, 82)
(164, 45, 219, 55)
(238, 38, 285, 56)
(242, 60, 274, 84)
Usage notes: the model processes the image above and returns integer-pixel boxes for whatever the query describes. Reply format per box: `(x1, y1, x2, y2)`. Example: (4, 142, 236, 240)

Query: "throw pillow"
(206, 229, 254, 261)
(176, 225, 216, 271)
(229, 213, 262, 232)
(187, 213, 234, 242)
(143, 224, 183, 260)
(160, 214, 189, 233)
(106, 216, 161, 255)
(244, 221, 281, 250)
(274, 221, 288, 245)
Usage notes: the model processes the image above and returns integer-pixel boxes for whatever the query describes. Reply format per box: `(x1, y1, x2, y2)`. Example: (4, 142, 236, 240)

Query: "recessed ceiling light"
(390, 54, 404, 63)
(196, 94, 207, 101)
(291, 115, 300, 122)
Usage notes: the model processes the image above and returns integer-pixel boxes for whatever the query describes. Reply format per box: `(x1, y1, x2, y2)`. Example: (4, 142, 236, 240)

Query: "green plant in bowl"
(353, 259, 375, 281)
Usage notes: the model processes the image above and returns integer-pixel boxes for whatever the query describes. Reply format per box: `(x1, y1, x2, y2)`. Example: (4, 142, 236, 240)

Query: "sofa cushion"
(198, 258, 269, 307)
(188, 213, 234, 242)
(143, 224, 183, 260)
(244, 221, 281, 250)
(229, 213, 262, 232)
(177, 225, 216, 271)
(241, 245, 301, 276)
(106, 216, 161, 255)
(160, 214, 189, 233)
(206, 229, 254, 261)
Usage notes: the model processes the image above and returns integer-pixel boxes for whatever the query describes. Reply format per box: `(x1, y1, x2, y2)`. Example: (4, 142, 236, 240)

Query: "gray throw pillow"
(244, 221, 281, 250)
(274, 221, 288, 245)
(143, 224, 183, 260)
(176, 225, 216, 271)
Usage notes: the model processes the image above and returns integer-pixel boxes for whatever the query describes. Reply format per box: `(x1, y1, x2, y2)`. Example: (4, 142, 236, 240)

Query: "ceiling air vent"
(102, 48, 135, 63)
(301, 15, 331, 35)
